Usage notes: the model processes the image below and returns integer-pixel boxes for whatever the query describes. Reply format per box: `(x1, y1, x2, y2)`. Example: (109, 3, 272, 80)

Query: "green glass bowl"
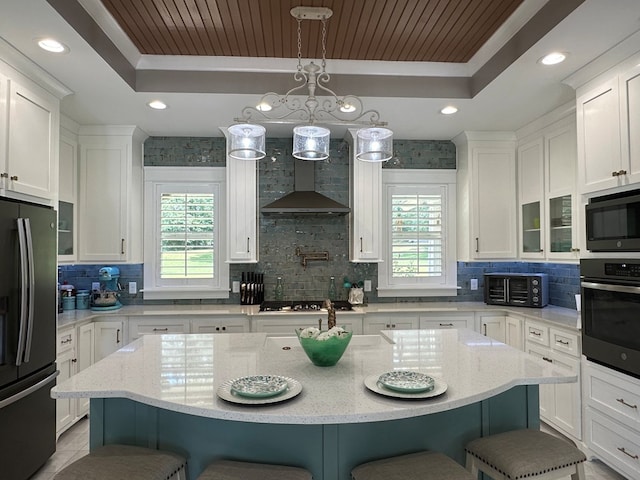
(296, 329, 353, 367)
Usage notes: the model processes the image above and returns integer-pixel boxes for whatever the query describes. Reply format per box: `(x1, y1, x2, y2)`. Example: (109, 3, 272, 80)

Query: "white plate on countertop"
(377, 371, 435, 393)
(364, 374, 448, 400)
(230, 375, 290, 398)
(217, 376, 302, 405)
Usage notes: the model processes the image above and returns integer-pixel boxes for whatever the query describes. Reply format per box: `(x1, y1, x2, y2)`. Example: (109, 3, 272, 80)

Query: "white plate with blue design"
(365, 374, 447, 399)
(377, 371, 435, 393)
(217, 376, 302, 405)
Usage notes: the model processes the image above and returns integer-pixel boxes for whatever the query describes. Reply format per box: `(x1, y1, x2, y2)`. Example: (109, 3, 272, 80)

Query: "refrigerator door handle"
(0, 371, 59, 410)
(15, 218, 28, 366)
(23, 218, 35, 362)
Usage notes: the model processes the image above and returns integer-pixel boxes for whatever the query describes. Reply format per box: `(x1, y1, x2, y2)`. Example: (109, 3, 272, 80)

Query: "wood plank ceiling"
(99, 0, 525, 62)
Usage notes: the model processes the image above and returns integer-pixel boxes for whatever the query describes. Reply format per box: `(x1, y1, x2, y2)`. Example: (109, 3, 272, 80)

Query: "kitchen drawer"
(586, 407, 640, 479)
(585, 360, 640, 428)
(525, 320, 549, 347)
(128, 317, 190, 340)
(419, 313, 474, 330)
(549, 327, 580, 357)
(57, 328, 75, 354)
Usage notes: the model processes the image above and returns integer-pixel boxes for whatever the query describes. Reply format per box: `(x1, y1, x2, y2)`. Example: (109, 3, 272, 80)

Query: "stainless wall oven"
(581, 258, 640, 378)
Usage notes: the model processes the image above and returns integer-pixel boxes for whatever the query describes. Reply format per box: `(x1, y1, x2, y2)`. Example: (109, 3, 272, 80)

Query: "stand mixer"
(91, 266, 122, 311)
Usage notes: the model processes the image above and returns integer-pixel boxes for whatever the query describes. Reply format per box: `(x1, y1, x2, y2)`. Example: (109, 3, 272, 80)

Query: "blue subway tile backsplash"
(59, 136, 581, 310)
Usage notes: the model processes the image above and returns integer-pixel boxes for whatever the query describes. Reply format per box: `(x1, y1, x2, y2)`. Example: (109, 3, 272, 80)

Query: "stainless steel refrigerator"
(0, 198, 57, 479)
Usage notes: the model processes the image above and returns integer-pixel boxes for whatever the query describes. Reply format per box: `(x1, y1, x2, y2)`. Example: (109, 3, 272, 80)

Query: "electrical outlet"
(364, 280, 372, 292)
(232, 281, 240, 293)
(470, 278, 478, 290)
(129, 282, 137, 294)
(91, 282, 100, 291)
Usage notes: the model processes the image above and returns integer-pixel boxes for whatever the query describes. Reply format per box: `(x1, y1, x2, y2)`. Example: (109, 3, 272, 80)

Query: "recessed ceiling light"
(440, 106, 458, 115)
(256, 102, 272, 112)
(340, 103, 356, 113)
(540, 52, 567, 65)
(148, 100, 167, 110)
(37, 38, 69, 54)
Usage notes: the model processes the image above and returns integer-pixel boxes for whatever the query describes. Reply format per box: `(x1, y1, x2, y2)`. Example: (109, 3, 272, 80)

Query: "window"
(144, 167, 228, 300)
(378, 170, 457, 297)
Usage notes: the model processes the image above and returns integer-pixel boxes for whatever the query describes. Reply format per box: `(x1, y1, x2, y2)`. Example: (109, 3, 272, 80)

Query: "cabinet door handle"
(10, 175, 18, 181)
(617, 447, 638, 459)
(612, 170, 619, 177)
(616, 398, 638, 410)
(557, 339, 570, 346)
(542, 356, 553, 363)
(246, 237, 250, 253)
(0, 173, 7, 178)
(121, 239, 125, 255)
(483, 324, 487, 335)
(619, 169, 628, 176)
(475, 237, 479, 253)
(439, 323, 454, 327)
(60, 338, 72, 345)
(71, 358, 77, 363)
(360, 237, 363, 253)
(116, 328, 121, 344)
(221, 326, 226, 331)
(530, 330, 541, 337)
(152, 328, 169, 332)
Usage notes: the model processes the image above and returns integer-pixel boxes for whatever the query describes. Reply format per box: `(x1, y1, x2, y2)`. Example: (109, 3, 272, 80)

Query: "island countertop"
(52, 328, 575, 425)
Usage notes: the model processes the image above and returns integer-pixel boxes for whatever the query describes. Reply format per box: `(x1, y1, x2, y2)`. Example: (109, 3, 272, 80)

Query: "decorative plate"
(364, 374, 448, 400)
(217, 377, 302, 405)
(378, 371, 435, 393)
(230, 375, 289, 398)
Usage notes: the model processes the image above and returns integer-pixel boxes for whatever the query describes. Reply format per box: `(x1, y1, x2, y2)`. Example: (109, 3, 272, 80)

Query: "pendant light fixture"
(232, 6, 392, 162)
(228, 124, 266, 160)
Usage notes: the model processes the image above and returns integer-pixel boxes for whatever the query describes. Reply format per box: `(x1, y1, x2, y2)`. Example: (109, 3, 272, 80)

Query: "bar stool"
(53, 444, 187, 480)
(465, 429, 586, 480)
(351, 451, 475, 480)
(196, 459, 312, 479)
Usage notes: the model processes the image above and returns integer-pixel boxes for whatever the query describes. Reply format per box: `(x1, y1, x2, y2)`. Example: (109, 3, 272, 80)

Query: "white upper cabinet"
(518, 138, 544, 259)
(78, 126, 146, 263)
(517, 106, 578, 260)
(577, 59, 640, 195)
(0, 56, 67, 206)
(347, 129, 383, 262)
(221, 127, 259, 263)
(619, 63, 640, 187)
(454, 132, 517, 260)
(58, 117, 79, 262)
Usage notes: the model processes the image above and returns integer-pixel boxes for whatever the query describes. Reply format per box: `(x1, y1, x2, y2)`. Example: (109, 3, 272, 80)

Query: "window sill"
(142, 288, 229, 300)
(377, 286, 460, 297)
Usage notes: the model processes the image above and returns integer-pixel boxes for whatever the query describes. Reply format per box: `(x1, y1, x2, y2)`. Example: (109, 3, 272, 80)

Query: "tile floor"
(31, 418, 628, 479)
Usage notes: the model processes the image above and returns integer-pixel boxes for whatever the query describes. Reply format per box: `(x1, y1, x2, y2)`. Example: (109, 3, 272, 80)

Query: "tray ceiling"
(99, 0, 525, 62)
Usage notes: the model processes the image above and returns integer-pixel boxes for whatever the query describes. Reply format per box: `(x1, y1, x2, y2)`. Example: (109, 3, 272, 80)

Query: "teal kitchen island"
(52, 329, 575, 480)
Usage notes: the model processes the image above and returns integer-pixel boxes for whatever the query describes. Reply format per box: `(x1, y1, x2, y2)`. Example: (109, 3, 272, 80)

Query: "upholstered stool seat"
(196, 459, 312, 480)
(53, 444, 187, 480)
(351, 450, 475, 480)
(465, 429, 586, 480)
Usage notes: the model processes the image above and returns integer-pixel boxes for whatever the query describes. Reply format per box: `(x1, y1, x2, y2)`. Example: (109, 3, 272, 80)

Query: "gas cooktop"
(259, 300, 354, 312)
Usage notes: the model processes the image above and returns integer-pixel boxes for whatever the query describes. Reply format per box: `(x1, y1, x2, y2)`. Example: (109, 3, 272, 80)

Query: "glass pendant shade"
(228, 124, 266, 160)
(293, 125, 330, 161)
(355, 127, 393, 162)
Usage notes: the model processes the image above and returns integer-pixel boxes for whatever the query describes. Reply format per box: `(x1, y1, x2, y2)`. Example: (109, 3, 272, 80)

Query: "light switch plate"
(129, 282, 137, 294)
(91, 282, 100, 291)
(364, 280, 372, 292)
(232, 281, 240, 293)
(470, 278, 478, 290)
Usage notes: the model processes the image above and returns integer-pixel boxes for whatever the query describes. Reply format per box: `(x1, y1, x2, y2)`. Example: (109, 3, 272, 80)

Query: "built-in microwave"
(585, 188, 640, 251)
(581, 258, 640, 379)
(484, 273, 548, 308)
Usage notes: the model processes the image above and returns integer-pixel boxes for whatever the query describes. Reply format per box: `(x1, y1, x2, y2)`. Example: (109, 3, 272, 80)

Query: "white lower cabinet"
(477, 313, 506, 343)
(94, 318, 126, 362)
(191, 317, 250, 333)
(253, 315, 363, 336)
(56, 322, 94, 437)
(505, 315, 524, 350)
(525, 320, 581, 441)
(128, 316, 190, 342)
(583, 359, 640, 479)
(363, 314, 419, 334)
(419, 312, 475, 330)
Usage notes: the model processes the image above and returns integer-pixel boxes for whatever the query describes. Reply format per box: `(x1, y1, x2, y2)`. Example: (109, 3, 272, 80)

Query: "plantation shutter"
(159, 193, 215, 279)
(391, 192, 443, 277)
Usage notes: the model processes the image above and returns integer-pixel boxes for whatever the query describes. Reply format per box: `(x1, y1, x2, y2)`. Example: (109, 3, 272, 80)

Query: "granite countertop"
(52, 328, 575, 425)
(57, 302, 580, 331)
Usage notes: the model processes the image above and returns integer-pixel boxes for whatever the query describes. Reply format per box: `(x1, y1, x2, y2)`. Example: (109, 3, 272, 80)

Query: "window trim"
(143, 167, 229, 300)
(378, 169, 458, 297)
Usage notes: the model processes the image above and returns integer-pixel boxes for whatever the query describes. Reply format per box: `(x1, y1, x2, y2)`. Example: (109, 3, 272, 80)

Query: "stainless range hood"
(261, 159, 350, 216)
